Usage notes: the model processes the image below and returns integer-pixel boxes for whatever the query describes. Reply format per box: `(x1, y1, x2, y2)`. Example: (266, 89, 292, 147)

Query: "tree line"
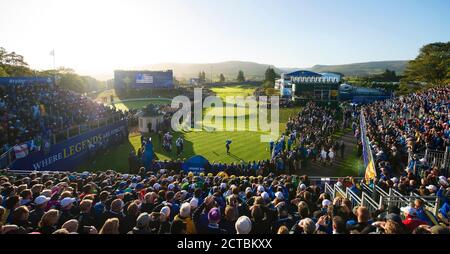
(0, 47, 105, 93)
(196, 70, 246, 83)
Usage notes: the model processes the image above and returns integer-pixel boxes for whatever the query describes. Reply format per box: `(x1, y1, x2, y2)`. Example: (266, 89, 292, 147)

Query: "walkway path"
(298, 130, 361, 177)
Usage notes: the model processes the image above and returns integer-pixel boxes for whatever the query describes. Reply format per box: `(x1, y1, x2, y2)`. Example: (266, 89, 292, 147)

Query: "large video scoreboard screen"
(114, 70, 174, 89)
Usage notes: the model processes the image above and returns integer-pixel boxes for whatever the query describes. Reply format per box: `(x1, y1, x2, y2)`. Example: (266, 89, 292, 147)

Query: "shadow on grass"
(229, 152, 245, 162)
(76, 135, 137, 173)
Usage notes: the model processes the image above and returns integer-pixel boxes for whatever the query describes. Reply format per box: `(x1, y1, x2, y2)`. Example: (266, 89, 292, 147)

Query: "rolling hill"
(308, 60, 409, 76)
(141, 61, 281, 81)
(95, 60, 410, 81)
(279, 61, 409, 77)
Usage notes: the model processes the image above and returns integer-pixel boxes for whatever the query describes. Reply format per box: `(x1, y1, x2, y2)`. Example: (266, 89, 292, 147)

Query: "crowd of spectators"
(0, 169, 448, 234)
(0, 84, 131, 158)
(362, 86, 449, 176)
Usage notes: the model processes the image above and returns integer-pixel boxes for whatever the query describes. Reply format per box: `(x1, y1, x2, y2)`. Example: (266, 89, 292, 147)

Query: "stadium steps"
(298, 130, 358, 177)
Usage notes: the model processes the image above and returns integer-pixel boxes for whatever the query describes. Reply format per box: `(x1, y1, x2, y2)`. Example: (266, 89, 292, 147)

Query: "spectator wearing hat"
(206, 207, 227, 234)
(401, 206, 428, 233)
(58, 197, 76, 227)
(29, 195, 50, 228)
(174, 202, 196, 234)
(128, 212, 152, 234)
(235, 216, 252, 234)
(62, 219, 79, 234)
(38, 209, 59, 234)
(158, 206, 171, 234)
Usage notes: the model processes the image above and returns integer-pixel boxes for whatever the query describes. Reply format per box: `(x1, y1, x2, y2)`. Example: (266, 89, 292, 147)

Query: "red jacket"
(402, 216, 427, 232)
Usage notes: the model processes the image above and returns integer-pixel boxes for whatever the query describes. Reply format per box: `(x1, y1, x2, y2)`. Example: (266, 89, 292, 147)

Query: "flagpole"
(53, 49, 56, 86)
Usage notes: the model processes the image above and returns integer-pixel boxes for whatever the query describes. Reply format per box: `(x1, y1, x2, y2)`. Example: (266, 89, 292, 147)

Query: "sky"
(0, 0, 449, 79)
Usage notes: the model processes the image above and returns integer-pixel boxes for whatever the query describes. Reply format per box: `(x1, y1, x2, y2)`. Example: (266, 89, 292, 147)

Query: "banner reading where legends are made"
(9, 120, 128, 171)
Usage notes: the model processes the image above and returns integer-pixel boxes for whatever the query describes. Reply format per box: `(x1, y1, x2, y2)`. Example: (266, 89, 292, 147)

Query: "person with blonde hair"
(11, 206, 31, 232)
(100, 218, 120, 234)
(0, 206, 6, 227)
(62, 219, 79, 233)
(38, 209, 60, 234)
(277, 225, 289, 234)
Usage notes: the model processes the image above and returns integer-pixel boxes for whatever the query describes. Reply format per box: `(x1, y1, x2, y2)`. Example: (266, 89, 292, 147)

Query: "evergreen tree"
(237, 70, 245, 82)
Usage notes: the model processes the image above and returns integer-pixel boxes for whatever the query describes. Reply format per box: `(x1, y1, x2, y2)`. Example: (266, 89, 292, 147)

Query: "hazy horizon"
(1, 0, 449, 80)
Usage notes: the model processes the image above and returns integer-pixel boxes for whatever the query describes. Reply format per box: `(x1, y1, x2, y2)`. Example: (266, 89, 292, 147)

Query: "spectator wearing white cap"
(235, 216, 252, 234)
(257, 185, 265, 194)
(261, 192, 271, 204)
(29, 195, 50, 228)
(322, 199, 332, 208)
(425, 185, 438, 194)
(174, 202, 196, 234)
(273, 191, 284, 207)
(158, 206, 171, 234)
(401, 206, 428, 233)
(58, 197, 76, 227)
(438, 176, 448, 187)
(189, 198, 199, 210)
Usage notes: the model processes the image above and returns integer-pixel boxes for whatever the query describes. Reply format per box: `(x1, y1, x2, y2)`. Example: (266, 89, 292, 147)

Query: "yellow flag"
(364, 158, 376, 183)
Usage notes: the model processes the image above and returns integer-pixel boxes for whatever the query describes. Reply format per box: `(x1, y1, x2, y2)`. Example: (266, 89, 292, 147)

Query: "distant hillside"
(308, 61, 409, 76)
(106, 60, 410, 81)
(140, 61, 280, 81)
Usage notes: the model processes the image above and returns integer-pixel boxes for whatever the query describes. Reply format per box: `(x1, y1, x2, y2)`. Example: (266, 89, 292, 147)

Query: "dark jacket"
(250, 219, 271, 234)
(128, 227, 152, 234)
(219, 219, 236, 234)
(77, 212, 96, 233)
(158, 221, 171, 234)
(38, 225, 57, 234)
(123, 214, 138, 234)
(206, 223, 228, 234)
(272, 216, 295, 234)
(347, 221, 375, 234)
(58, 209, 75, 228)
(29, 207, 45, 229)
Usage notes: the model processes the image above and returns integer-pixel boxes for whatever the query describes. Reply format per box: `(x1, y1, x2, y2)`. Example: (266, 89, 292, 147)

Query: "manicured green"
(78, 86, 301, 172)
(112, 99, 171, 111)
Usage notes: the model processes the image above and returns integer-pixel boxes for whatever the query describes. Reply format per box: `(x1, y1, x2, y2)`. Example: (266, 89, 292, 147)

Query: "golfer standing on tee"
(226, 139, 232, 154)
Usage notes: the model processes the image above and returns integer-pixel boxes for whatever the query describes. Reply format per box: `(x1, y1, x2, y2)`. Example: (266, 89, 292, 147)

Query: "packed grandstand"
(0, 84, 449, 234)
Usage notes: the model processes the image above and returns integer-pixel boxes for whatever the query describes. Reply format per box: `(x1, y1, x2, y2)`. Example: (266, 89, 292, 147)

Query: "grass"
(111, 99, 171, 111)
(78, 85, 362, 176)
(78, 86, 301, 172)
(337, 145, 364, 177)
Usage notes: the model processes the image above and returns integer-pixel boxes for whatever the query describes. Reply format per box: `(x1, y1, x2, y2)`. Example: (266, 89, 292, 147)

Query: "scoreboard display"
(114, 70, 174, 89)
